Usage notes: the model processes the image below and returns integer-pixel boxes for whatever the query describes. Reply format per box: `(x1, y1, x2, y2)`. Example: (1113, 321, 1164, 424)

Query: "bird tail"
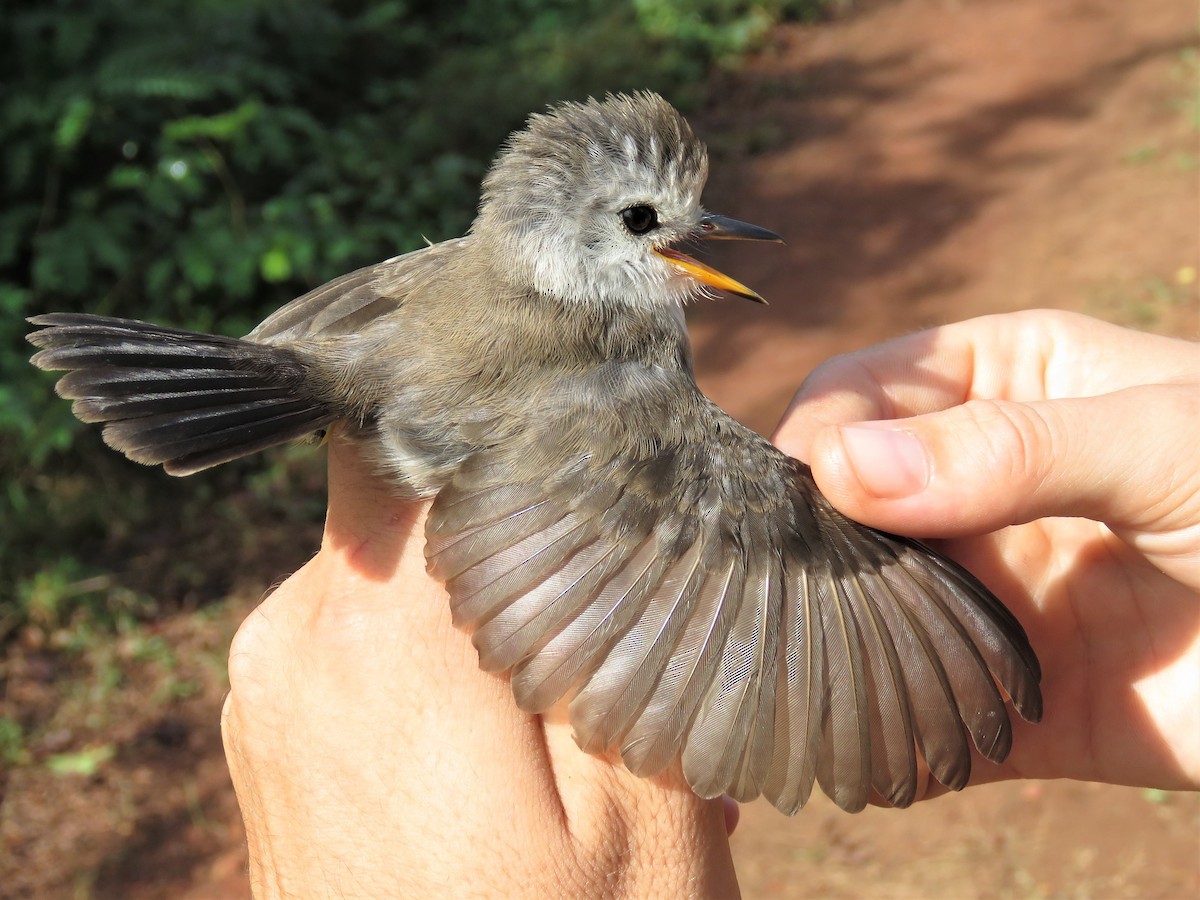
(27, 313, 338, 476)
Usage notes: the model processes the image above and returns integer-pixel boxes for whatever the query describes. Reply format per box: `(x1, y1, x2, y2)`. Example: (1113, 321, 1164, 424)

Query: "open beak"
(654, 213, 783, 304)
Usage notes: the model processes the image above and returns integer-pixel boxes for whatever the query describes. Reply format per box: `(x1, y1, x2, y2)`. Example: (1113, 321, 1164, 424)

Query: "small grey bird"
(28, 92, 1041, 814)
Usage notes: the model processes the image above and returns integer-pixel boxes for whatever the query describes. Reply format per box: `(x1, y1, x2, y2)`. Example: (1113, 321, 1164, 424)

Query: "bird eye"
(621, 205, 659, 235)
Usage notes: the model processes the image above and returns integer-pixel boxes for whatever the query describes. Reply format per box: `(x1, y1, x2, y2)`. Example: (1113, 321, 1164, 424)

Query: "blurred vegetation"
(1, 0, 842, 645)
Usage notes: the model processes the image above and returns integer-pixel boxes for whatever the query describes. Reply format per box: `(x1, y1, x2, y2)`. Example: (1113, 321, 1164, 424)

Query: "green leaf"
(0, 283, 32, 316)
(180, 241, 217, 291)
(46, 744, 116, 777)
(163, 100, 262, 143)
(107, 165, 150, 190)
(0, 717, 29, 766)
(260, 246, 292, 282)
(55, 95, 95, 152)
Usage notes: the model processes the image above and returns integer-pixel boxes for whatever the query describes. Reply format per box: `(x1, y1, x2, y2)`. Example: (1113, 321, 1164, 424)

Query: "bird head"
(473, 92, 781, 310)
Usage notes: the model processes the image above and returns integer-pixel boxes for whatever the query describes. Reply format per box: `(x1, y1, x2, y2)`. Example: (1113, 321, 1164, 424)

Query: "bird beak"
(654, 213, 783, 304)
(697, 213, 785, 244)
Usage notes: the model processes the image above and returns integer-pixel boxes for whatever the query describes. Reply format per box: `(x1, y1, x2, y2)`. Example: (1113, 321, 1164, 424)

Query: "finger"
(538, 726, 738, 893)
(722, 795, 740, 835)
(774, 311, 1198, 461)
(804, 385, 1200, 582)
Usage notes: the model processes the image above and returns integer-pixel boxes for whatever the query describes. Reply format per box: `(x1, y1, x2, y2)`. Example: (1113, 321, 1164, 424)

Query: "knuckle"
(225, 585, 293, 702)
(959, 397, 1059, 488)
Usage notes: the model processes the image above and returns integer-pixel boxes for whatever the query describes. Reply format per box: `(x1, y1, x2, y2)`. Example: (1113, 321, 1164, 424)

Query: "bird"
(28, 92, 1042, 815)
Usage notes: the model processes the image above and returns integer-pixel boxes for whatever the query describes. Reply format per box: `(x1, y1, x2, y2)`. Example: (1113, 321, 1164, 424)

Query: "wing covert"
(248, 238, 468, 343)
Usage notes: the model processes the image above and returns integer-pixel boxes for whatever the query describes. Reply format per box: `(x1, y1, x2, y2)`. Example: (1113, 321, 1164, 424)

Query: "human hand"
(774, 309, 1200, 797)
(220, 309, 1196, 898)
(221, 441, 739, 899)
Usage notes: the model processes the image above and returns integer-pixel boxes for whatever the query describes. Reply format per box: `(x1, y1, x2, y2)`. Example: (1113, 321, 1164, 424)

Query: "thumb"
(808, 384, 1199, 566)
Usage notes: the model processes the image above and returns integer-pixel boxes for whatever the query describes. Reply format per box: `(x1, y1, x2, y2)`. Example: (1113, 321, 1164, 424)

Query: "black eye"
(621, 205, 658, 235)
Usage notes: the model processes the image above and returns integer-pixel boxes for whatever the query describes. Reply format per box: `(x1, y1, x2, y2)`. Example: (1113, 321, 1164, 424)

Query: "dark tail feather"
(27, 313, 338, 475)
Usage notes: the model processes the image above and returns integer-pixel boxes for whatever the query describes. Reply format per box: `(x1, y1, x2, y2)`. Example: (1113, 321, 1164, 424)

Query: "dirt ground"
(699, 2, 1199, 897)
(2, 0, 1197, 897)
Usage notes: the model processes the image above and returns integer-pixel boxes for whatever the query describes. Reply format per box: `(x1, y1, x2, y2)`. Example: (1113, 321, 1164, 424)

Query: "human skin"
(221, 309, 1198, 897)
(220, 444, 740, 898)
(773, 310, 1199, 795)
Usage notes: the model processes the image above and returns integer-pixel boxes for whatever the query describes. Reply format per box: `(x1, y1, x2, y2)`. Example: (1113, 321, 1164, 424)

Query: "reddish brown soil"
(692, 0, 1197, 437)
(697, 2, 1199, 897)
(3, 1, 1197, 897)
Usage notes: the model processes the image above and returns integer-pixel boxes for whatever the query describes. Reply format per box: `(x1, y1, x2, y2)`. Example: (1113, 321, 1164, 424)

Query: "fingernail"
(838, 424, 930, 498)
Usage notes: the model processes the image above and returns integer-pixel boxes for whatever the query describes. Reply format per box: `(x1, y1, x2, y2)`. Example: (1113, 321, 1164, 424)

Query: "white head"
(473, 92, 779, 311)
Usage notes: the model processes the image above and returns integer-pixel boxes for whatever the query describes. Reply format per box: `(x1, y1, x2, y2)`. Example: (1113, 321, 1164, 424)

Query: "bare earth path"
(2, 1, 1196, 897)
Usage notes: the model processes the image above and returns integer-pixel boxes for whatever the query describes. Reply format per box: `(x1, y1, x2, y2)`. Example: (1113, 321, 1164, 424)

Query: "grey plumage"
(28, 92, 1041, 814)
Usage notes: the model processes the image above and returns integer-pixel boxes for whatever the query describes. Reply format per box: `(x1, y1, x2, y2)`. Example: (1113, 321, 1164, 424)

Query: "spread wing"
(424, 369, 1042, 814)
(247, 238, 468, 343)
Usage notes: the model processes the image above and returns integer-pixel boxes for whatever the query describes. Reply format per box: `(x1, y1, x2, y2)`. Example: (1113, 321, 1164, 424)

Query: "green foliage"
(634, 0, 830, 65)
(1, 0, 837, 638)
(0, 715, 30, 766)
(45, 744, 116, 777)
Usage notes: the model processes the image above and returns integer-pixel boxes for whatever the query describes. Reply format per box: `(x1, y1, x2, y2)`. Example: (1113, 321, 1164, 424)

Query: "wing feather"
(570, 528, 715, 755)
(860, 564, 971, 790)
(814, 573, 872, 813)
(839, 566, 918, 808)
(447, 508, 607, 629)
(425, 397, 1042, 814)
(621, 553, 743, 778)
(726, 561, 782, 803)
(511, 532, 670, 712)
(880, 556, 1013, 763)
(248, 239, 468, 342)
(763, 563, 825, 813)
(900, 550, 1043, 722)
(683, 540, 780, 801)
(472, 484, 660, 672)
(473, 538, 625, 672)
